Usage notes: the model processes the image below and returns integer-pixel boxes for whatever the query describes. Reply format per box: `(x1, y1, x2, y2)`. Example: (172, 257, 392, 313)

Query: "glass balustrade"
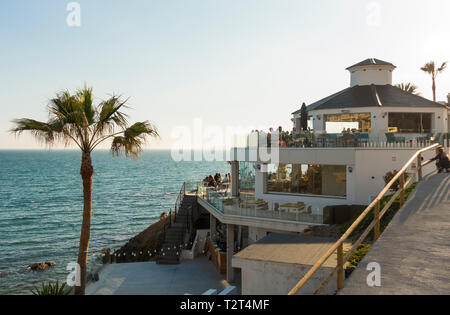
(181, 180, 323, 225)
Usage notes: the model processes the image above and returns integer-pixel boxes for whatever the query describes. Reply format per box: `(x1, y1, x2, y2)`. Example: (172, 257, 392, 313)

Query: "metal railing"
(288, 143, 442, 295)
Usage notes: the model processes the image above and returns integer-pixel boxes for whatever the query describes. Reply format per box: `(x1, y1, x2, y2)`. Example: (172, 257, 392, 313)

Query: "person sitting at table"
(207, 175, 217, 187)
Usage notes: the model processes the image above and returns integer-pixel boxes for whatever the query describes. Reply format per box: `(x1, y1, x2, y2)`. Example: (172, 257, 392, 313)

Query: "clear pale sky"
(1, 0, 449, 150)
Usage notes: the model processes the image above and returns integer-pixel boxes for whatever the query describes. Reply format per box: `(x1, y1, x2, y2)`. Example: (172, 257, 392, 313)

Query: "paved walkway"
(340, 173, 450, 295)
(86, 257, 237, 295)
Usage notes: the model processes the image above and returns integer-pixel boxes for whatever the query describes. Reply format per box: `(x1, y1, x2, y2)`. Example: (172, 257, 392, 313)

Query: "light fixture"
(253, 164, 261, 171)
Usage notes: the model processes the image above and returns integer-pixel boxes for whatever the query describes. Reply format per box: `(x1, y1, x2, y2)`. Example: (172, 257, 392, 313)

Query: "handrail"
(288, 143, 441, 295)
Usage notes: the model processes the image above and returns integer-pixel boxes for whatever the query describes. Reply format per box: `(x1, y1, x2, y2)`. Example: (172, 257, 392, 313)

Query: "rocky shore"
(108, 212, 172, 263)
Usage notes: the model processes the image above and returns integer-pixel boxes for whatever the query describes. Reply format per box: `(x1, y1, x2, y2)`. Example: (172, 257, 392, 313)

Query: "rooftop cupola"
(346, 58, 396, 87)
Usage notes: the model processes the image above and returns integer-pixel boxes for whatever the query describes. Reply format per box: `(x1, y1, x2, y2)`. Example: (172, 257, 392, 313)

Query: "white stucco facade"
(348, 64, 395, 87)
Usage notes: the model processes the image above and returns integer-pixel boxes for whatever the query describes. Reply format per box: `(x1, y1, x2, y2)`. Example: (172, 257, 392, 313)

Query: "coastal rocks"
(27, 262, 56, 271)
(113, 214, 171, 263)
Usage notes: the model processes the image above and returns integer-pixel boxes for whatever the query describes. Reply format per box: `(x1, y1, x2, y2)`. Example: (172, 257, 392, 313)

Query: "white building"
(187, 58, 449, 294)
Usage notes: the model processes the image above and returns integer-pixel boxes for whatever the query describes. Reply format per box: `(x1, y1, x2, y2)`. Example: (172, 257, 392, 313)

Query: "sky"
(0, 0, 449, 150)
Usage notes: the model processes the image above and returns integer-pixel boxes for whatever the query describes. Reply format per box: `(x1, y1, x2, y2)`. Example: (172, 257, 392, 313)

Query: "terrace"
(184, 180, 324, 227)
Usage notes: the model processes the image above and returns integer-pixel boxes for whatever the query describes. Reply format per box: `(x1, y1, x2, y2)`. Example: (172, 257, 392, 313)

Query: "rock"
(27, 262, 56, 271)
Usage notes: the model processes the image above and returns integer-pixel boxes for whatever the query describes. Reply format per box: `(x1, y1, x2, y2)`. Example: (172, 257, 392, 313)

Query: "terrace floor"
(86, 256, 240, 295)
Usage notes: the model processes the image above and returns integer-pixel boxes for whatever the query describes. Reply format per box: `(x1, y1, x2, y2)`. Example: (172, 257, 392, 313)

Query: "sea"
(0, 150, 229, 295)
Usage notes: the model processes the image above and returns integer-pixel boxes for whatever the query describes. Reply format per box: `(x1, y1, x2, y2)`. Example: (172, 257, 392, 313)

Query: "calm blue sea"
(0, 150, 229, 295)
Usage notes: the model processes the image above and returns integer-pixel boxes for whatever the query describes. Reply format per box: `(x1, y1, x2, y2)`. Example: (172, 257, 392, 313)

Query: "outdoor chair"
(324, 134, 338, 147)
(355, 133, 369, 146)
(416, 133, 433, 143)
(385, 133, 406, 143)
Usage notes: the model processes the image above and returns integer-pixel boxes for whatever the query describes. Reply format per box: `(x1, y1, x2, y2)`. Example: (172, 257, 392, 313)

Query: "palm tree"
(420, 61, 447, 102)
(11, 86, 159, 295)
(395, 83, 420, 95)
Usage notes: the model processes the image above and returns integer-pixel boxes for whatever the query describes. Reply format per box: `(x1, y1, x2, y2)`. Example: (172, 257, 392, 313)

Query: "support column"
(231, 161, 239, 197)
(210, 215, 217, 242)
(226, 224, 235, 283)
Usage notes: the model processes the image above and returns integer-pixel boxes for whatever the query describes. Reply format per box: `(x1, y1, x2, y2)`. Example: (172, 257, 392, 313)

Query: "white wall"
(350, 67, 393, 87)
(353, 148, 436, 204)
(233, 258, 337, 295)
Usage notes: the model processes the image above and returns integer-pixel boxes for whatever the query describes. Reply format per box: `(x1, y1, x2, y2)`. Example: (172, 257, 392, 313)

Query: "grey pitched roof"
(293, 85, 445, 114)
(346, 58, 396, 70)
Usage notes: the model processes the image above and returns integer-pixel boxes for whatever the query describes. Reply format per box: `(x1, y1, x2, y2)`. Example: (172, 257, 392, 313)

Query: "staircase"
(156, 194, 197, 264)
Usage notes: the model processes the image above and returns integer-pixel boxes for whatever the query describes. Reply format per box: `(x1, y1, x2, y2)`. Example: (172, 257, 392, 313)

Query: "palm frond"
(111, 121, 159, 158)
(76, 86, 95, 125)
(11, 118, 61, 146)
(437, 61, 447, 73)
(97, 96, 129, 129)
(421, 61, 435, 74)
(395, 82, 420, 95)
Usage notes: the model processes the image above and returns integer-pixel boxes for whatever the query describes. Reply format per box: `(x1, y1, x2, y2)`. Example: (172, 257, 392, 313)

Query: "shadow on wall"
(323, 205, 366, 224)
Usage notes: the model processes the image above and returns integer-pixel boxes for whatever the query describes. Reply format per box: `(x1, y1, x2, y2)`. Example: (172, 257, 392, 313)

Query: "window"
(324, 113, 371, 133)
(388, 113, 432, 133)
(239, 162, 255, 201)
(266, 164, 346, 197)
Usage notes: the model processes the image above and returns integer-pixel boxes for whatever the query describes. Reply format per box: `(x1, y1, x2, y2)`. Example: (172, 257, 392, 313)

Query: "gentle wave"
(0, 150, 228, 294)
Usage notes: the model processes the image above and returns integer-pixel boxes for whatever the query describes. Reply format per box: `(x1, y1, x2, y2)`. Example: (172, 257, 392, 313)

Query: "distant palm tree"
(420, 61, 447, 102)
(11, 86, 159, 295)
(395, 83, 420, 95)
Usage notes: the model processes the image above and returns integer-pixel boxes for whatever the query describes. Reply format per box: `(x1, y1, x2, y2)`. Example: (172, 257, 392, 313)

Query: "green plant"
(346, 244, 372, 268)
(340, 182, 418, 241)
(383, 170, 399, 190)
(31, 280, 72, 295)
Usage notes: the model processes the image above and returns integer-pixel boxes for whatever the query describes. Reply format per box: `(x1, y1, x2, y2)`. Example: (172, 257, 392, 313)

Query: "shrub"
(31, 280, 72, 295)
(383, 170, 400, 190)
(346, 244, 372, 268)
(340, 182, 418, 241)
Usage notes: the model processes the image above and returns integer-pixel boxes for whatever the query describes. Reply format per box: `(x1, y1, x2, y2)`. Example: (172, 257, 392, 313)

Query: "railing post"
(374, 200, 380, 241)
(417, 153, 423, 181)
(399, 173, 405, 206)
(337, 243, 344, 290)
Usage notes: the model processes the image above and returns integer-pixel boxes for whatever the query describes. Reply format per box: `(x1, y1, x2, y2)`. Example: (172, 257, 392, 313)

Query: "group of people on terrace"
(203, 173, 231, 188)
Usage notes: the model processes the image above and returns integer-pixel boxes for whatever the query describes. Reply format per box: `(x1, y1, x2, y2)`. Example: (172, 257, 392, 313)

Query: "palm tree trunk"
(74, 152, 94, 295)
(432, 77, 436, 102)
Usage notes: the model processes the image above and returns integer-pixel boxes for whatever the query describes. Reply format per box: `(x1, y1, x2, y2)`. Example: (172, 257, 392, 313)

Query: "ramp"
(340, 173, 450, 295)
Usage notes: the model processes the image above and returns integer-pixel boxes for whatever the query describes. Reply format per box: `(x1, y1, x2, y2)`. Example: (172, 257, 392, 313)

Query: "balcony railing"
(184, 180, 323, 225)
(240, 131, 450, 149)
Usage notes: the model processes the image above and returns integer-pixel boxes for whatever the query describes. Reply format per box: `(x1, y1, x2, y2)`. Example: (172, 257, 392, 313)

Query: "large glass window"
(239, 162, 256, 201)
(388, 113, 432, 133)
(266, 164, 346, 197)
(324, 113, 371, 133)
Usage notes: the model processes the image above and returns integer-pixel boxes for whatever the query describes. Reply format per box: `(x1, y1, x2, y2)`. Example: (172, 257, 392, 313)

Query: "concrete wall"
(233, 258, 337, 295)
